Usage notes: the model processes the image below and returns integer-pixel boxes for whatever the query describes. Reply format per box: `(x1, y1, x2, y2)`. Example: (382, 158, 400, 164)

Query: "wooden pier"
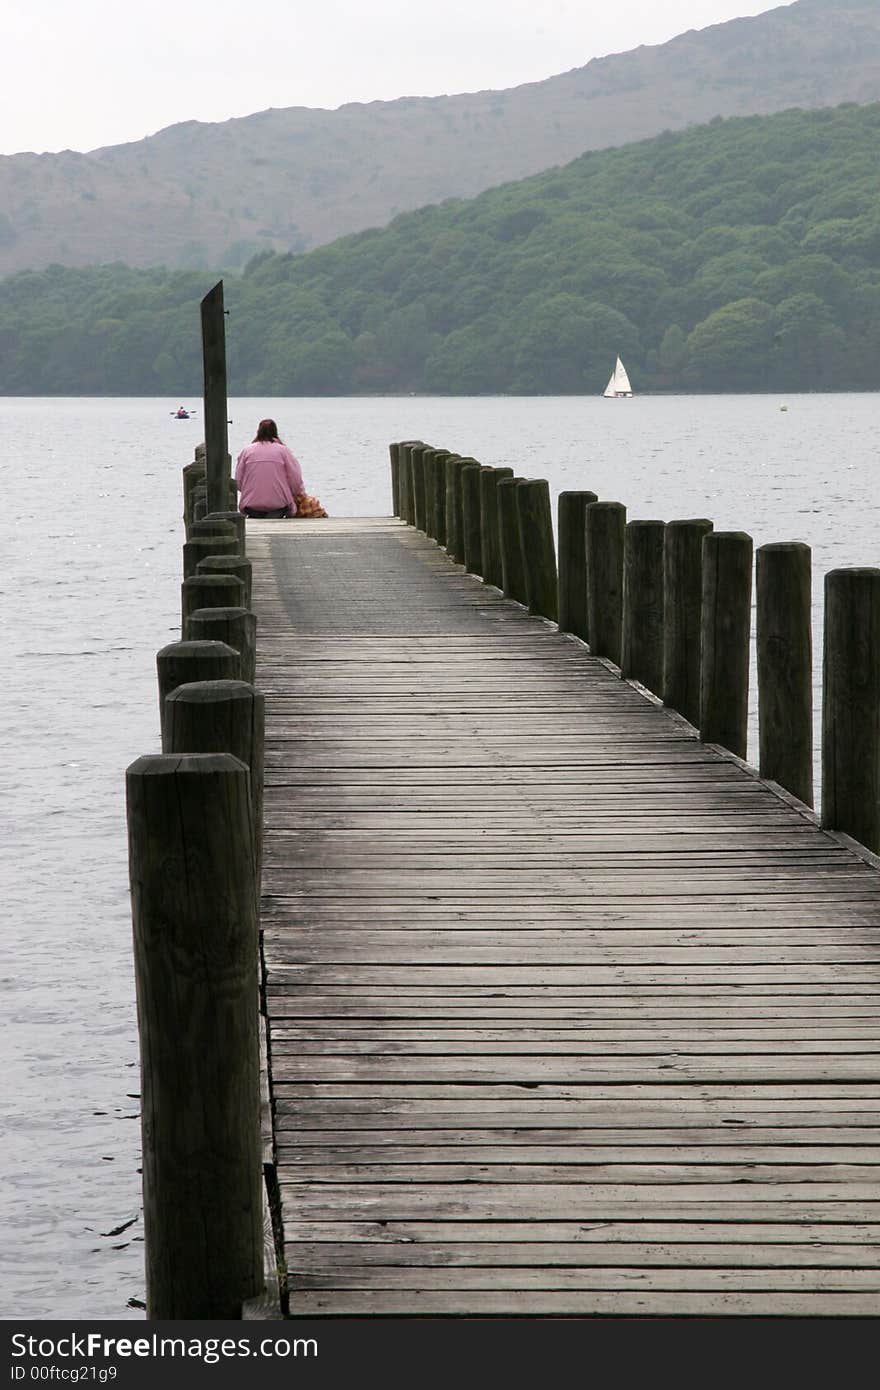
(127, 404, 880, 1319)
(246, 514, 880, 1318)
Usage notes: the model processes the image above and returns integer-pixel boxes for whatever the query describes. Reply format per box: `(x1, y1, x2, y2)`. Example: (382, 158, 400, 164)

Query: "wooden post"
(157, 640, 241, 722)
(183, 535, 238, 581)
(699, 531, 754, 759)
(516, 479, 557, 622)
(445, 456, 466, 563)
(204, 510, 246, 555)
(480, 466, 513, 589)
(185, 608, 257, 687)
(557, 490, 597, 641)
(461, 462, 483, 575)
(456, 457, 482, 565)
(622, 520, 666, 694)
(424, 450, 439, 540)
(756, 542, 813, 806)
(431, 450, 451, 547)
(197, 555, 253, 609)
(183, 462, 206, 526)
(389, 442, 401, 518)
(187, 518, 236, 541)
(398, 441, 421, 525)
(442, 455, 457, 557)
(200, 281, 230, 518)
(411, 444, 429, 532)
(425, 447, 442, 539)
(126, 752, 262, 1319)
(821, 567, 880, 851)
(586, 501, 626, 664)
(163, 680, 265, 889)
(182, 574, 245, 636)
(663, 518, 714, 726)
(397, 444, 412, 524)
(193, 476, 236, 516)
(498, 476, 528, 605)
(406, 441, 425, 527)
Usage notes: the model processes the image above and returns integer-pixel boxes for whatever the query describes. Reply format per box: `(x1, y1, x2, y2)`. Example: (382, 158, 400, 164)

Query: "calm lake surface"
(2, 392, 878, 1319)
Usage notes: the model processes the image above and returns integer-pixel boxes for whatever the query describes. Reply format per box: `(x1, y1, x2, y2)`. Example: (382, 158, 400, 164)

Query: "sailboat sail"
(603, 356, 633, 397)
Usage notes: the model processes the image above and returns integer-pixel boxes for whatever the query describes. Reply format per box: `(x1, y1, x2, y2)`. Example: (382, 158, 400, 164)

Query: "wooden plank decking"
(249, 516, 880, 1317)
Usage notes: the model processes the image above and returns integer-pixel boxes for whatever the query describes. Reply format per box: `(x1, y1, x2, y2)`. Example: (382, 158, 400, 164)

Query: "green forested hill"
(1, 0, 879, 278)
(2, 103, 880, 396)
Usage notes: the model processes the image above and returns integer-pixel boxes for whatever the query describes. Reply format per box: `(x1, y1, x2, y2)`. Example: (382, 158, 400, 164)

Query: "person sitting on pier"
(234, 418, 309, 518)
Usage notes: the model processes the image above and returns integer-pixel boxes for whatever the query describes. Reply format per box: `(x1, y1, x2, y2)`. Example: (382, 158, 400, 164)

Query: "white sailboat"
(603, 356, 633, 398)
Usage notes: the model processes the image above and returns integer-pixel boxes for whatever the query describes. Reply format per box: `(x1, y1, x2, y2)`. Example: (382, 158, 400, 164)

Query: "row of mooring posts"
(125, 443, 270, 1320)
(391, 439, 880, 856)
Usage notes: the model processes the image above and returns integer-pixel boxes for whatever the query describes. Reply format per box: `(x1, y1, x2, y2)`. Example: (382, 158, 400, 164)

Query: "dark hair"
(254, 418, 281, 442)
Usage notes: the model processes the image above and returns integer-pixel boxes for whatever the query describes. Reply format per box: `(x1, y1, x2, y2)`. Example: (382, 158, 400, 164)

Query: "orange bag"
(293, 493, 328, 518)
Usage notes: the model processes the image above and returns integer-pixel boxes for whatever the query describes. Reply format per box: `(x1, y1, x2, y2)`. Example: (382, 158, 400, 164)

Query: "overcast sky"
(2, 0, 784, 156)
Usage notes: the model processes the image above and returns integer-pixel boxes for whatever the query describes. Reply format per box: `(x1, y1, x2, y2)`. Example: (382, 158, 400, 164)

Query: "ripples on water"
(1, 393, 876, 1318)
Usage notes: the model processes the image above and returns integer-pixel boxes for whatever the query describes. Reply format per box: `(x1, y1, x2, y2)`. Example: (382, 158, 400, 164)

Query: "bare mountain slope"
(1, 0, 878, 276)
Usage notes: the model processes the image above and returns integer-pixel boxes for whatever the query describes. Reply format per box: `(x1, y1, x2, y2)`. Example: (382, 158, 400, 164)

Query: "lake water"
(2, 392, 878, 1319)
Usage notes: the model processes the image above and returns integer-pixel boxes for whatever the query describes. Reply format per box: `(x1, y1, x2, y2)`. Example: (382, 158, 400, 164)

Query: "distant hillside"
(2, 0, 880, 278)
(2, 103, 879, 396)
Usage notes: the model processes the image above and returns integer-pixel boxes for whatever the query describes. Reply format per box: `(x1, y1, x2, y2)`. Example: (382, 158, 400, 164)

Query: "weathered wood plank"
(289, 1267, 880, 1291)
(279, 1182, 880, 1213)
(276, 1126, 880, 1146)
(285, 1240, 880, 1268)
(276, 1143, 880, 1165)
(287, 1289, 880, 1315)
(284, 1219, 880, 1244)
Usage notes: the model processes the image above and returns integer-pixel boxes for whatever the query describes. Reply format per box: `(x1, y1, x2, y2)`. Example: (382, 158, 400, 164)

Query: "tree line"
(1, 103, 879, 395)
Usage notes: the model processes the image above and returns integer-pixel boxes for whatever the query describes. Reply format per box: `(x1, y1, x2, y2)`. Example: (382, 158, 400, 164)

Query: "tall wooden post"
(185, 608, 257, 687)
(516, 479, 557, 622)
(162, 681, 265, 891)
(461, 463, 483, 575)
(443, 456, 459, 558)
(126, 753, 262, 1320)
(182, 574, 245, 635)
(586, 501, 626, 664)
(398, 443, 413, 524)
(480, 466, 513, 589)
(663, 519, 714, 726)
(756, 542, 813, 806)
(558, 490, 597, 641)
(183, 462, 206, 526)
(157, 640, 241, 723)
(424, 450, 438, 539)
(498, 477, 528, 605)
(389, 443, 401, 518)
(204, 510, 246, 555)
(412, 444, 429, 532)
(452, 456, 476, 565)
(183, 534, 238, 581)
(699, 531, 753, 759)
(200, 281, 230, 518)
(188, 518, 237, 542)
(445, 456, 467, 563)
(197, 555, 253, 609)
(821, 567, 880, 851)
(622, 519, 666, 694)
(431, 450, 451, 547)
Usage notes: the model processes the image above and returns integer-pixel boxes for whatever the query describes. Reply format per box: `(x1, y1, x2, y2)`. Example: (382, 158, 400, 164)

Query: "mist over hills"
(1, 0, 879, 278)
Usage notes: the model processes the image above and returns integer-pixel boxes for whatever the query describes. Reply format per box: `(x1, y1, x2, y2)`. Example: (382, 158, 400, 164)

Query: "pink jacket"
(235, 440, 304, 513)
